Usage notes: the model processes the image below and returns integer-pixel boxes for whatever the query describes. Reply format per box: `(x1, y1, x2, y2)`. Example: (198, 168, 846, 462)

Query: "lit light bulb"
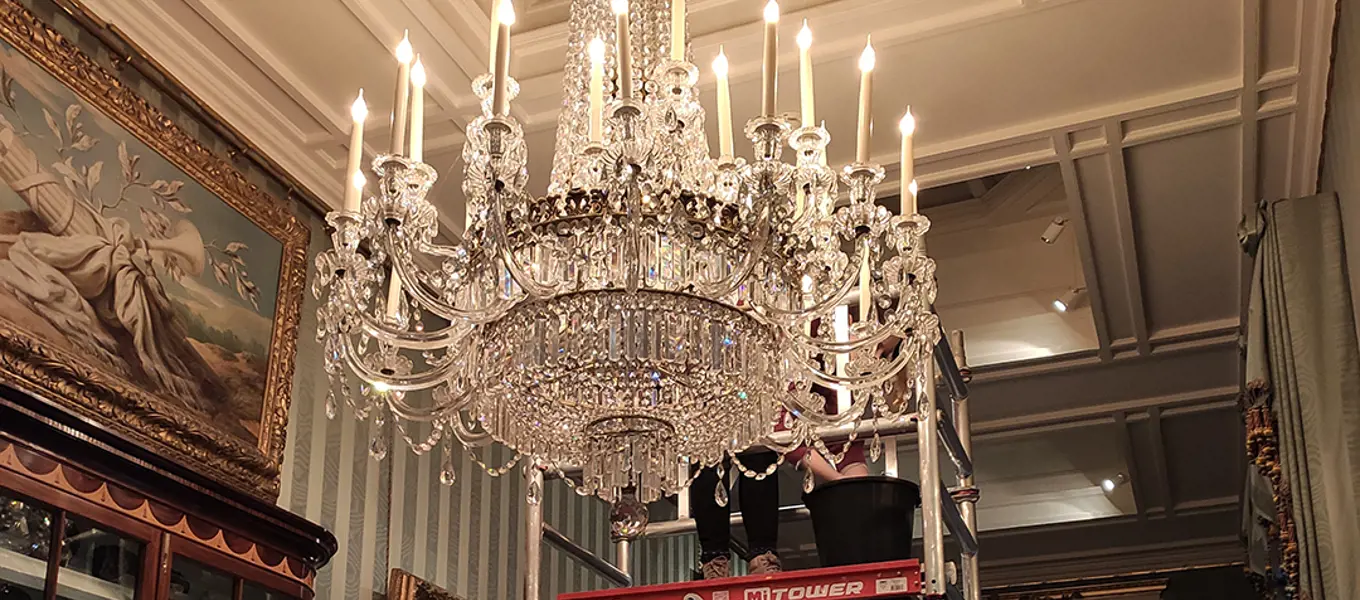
(395, 31, 414, 64)
(612, 0, 628, 15)
(796, 20, 812, 49)
(764, 0, 780, 23)
(712, 48, 729, 77)
(588, 37, 606, 64)
(350, 89, 368, 122)
(1101, 478, 1116, 492)
(372, 381, 391, 393)
(499, 0, 517, 25)
(858, 39, 876, 73)
(410, 57, 427, 87)
(350, 171, 367, 190)
(907, 179, 918, 197)
(899, 109, 916, 136)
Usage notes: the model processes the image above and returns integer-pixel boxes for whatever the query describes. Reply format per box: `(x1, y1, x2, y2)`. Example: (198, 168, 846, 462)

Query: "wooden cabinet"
(0, 386, 335, 600)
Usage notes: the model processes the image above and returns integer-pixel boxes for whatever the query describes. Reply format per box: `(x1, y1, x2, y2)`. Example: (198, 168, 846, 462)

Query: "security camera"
(1041, 216, 1069, 244)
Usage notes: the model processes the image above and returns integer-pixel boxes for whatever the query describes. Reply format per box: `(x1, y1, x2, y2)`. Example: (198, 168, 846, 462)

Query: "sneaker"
(748, 552, 782, 575)
(700, 555, 731, 580)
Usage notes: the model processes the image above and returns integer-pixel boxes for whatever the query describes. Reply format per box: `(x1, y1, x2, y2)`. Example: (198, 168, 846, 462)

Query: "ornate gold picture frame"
(388, 569, 466, 600)
(0, 0, 308, 499)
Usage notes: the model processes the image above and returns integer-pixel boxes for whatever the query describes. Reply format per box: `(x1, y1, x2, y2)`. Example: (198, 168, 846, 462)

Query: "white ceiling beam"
(1112, 412, 1147, 520)
(1145, 406, 1175, 519)
(1103, 119, 1152, 355)
(1055, 134, 1114, 359)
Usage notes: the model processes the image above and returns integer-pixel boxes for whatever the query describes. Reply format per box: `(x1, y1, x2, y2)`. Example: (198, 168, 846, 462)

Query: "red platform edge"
(559, 559, 923, 600)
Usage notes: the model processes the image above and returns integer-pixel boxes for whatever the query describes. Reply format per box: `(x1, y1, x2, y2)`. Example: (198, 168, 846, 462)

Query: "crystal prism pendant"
(439, 448, 457, 486)
(527, 478, 543, 505)
(714, 480, 729, 507)
(369, 436, 389, 461)
(802, 467, 815, 493)
(870, 432, 883, 462)
(325, 391, 337, 420)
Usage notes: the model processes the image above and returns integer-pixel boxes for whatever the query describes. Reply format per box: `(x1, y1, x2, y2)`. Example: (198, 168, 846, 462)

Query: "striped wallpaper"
(1320, 0, 1360, 340)
(276, 219, 628, 600)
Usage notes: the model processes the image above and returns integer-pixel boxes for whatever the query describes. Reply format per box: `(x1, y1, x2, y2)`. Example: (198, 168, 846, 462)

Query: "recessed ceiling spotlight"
(1101, 473, 1128, 493)
(1053, 287, 1088, 313)
(1041, 216, 1069, 244)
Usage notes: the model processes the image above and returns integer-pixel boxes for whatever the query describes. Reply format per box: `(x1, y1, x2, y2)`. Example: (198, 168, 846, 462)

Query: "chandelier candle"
(492, 0, 515, 116)
(761, 1, 779, 116)
(313, 0, 942, 505)
(670, 0, 685, 60)
(713, 48, 733, 159)
(797, 20, 814, 127)
(342, 90, 367, 213)
(613, 0, 633, 100)
(488, 0, 500, 71)
(391, 32, 414, 154)
(899, 109, 915, 207)
(588, 38, 605, 142)
(856, 39, 875, 162)
(409, 58, 426, 162)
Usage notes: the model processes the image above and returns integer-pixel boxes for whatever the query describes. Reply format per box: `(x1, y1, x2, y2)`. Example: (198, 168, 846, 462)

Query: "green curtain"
(1245, 192, 1360, 599)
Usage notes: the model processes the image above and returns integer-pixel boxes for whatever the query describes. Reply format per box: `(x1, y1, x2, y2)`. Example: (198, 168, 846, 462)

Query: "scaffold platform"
(559, 560, 924, 600)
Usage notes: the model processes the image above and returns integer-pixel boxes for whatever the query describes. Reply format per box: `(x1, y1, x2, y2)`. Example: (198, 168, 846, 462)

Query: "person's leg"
(691, 461, 731, 578)
(836, 442, 868, 477)
(738, 451, 782, 573)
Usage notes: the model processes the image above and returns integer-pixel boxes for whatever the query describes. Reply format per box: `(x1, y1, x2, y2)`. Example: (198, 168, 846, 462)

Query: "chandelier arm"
(384, 382, 478, 422)
(383, 230, 520, 323)
(492, 189, 565, 298)
(689, 203, 772, 298)
(450, 409, 494, 447)
(790, 305, 916, 355)
(340, 334, 461, 392)
(786, 339, 927, 391)
(351, 308, 473, 351)
(331, 268, 471, 349)
(773, 387, 873, 429)
(754, 237, 867, 318)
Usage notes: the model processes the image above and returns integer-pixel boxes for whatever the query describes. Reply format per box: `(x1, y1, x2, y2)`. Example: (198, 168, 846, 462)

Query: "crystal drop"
(369, 436, 388, 461)
(440, 448, 457, 486)
(324, 391, 337, 420)
(870, 433, 883, 462)
(527, 479, 543, 505)
(802, 467, 815, 493)
(575, 485, 591, 497)
(714, 481, 728, 507)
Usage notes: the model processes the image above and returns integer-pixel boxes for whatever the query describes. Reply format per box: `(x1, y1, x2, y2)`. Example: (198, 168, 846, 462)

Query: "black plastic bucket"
(803, 476, 922, 567)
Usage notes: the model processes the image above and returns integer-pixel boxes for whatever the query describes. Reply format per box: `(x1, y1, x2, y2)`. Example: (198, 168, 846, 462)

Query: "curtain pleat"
(1248, 192, 1360, 599)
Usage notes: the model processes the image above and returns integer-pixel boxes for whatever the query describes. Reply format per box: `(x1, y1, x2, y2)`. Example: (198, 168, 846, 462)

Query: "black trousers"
(690, 451, 780, 561)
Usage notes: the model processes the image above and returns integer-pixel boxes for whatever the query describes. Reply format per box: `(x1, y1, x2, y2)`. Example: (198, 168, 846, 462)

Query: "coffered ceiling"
(78, 0, 1340, 584)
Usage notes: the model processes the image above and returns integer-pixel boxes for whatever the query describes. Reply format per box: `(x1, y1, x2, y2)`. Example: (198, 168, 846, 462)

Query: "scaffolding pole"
(918, 357, 946, 596)
(525, 467, 545, 600)
(950, 330, 980, 600)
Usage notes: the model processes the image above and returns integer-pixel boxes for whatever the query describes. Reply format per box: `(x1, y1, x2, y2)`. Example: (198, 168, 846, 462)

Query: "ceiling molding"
(1102, 119, 1152, 355)
(80, 0, 342, 204)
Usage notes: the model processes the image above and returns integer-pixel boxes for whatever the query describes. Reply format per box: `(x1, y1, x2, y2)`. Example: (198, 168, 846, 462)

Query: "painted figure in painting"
(0, 43, 284, 442)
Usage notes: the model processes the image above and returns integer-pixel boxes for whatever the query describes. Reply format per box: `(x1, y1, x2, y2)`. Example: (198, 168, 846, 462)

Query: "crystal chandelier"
(313, 0, 940, 503)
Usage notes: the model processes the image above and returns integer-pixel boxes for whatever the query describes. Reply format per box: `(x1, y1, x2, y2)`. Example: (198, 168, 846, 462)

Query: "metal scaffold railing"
(520, 329, 981, 600)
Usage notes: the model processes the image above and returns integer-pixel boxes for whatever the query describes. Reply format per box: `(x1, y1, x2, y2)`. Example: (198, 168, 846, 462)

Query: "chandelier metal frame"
(312, 0, 941, 505)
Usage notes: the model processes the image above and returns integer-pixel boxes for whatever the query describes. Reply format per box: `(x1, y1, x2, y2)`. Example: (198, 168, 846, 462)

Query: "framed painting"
(388, 569, 466, 600)
(0, 0, 308, 499)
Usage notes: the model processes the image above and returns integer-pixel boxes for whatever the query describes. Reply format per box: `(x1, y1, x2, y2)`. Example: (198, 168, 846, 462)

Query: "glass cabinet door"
(166, 557, 233, 600)
(54, 514, 144, 600)
(0, 489, 55, 600)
